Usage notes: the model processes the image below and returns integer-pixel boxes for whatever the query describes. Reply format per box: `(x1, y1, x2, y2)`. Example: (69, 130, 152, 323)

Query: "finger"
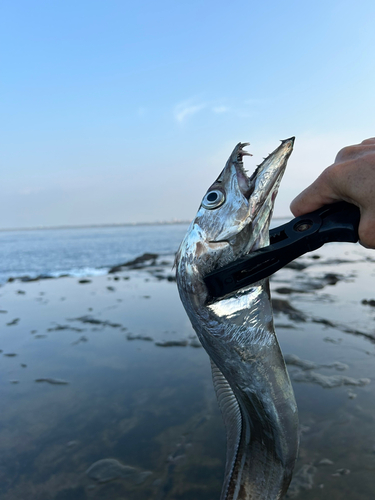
(290, 170, 340, 216)
(360, 138, 375, 145)
(336, 140, 375, 162)
(358, 209, 375, 249)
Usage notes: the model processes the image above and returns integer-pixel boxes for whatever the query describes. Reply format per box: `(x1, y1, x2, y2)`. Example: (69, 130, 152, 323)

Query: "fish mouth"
(212, 138, 294, 248)
(242, 137, 294, 205)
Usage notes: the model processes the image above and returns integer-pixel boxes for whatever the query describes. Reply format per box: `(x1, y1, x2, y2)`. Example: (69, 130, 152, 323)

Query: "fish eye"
(201, 190, 225, 210)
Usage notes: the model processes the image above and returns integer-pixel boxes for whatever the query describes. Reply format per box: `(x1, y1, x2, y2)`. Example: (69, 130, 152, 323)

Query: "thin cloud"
(174, 100, 206, 123)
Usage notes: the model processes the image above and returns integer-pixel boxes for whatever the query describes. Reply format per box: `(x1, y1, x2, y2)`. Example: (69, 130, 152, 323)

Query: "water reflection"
(0, 243, 375, 499)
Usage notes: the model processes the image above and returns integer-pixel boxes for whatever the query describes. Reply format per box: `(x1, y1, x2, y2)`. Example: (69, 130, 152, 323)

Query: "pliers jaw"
(204, 202, 360, 299)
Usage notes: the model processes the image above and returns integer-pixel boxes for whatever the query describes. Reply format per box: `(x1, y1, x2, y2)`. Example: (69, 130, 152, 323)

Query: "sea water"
(0, 219, 291, 284)
(0, 223, 189, 284)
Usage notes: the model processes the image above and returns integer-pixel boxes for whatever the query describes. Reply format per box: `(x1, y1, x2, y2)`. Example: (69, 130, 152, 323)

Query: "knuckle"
(320, 163, 338, 184)
(361, 138, 375, 145)
(335, 141, 375, 163)
(335, 145, 358, 162)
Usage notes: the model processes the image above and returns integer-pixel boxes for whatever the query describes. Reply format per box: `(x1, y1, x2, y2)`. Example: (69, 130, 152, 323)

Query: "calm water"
(0, 223, 189, 284)
(0, 219, 291, 285)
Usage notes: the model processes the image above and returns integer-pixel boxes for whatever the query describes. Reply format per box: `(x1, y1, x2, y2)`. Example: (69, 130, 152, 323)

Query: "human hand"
(290, 138, 375, 248)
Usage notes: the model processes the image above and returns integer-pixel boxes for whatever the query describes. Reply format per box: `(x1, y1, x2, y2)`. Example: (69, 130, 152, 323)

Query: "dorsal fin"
(210, 359, 243, 500)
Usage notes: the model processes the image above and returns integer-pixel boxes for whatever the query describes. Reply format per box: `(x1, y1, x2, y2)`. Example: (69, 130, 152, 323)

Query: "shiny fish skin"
(175, 139, 299, 500)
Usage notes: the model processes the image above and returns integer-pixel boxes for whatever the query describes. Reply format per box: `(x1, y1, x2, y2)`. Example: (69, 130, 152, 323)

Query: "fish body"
(175, 139, 299, 499)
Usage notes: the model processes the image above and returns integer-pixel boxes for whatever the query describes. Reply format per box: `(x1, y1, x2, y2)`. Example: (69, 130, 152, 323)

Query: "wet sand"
(1, 244, 375, 499)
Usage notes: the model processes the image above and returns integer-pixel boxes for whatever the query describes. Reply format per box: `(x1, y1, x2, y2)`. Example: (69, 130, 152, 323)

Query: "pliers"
(204, 202, 360, 299)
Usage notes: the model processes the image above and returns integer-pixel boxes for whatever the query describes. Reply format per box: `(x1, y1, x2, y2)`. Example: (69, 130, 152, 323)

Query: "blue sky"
(1, 0, 375, 228)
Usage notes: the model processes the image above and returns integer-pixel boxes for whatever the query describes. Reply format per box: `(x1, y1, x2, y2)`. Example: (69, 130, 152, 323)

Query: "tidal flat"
(1, 244, 375, 499)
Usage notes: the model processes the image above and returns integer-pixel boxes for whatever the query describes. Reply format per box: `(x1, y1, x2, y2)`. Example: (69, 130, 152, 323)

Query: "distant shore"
(0, 216, 292, 233)
(0, 220, 191, 233)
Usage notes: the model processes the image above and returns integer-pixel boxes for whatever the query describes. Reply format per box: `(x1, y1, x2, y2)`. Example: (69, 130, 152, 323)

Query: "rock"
(323, 337, 342, 344)
(124, 253, 158, 267)
(155, 340, 189, 347)
(127, 333, 154, 341)
(78, 279, 91, 284)
(362, 299, 375, 307)
(6, 318, 20, 326)
(108, 253, 159, 273)
(271, 299, 306, 322)
(312, 318, 337, 327)
(284, 261, 309, 270)
(71, 316, 122, 328)
(323, 273, 341, 285)
(275, 287, 307, 295)
(19, 274, 54, 282)
(35, 378, 69, 385)
(48, 324, 84, 332)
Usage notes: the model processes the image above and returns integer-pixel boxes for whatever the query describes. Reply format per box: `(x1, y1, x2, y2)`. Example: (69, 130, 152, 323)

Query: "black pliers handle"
(204, 202, 360, 299)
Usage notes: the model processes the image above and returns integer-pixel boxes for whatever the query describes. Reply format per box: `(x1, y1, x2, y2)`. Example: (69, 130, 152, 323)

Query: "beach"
(1, 240, 375, 499)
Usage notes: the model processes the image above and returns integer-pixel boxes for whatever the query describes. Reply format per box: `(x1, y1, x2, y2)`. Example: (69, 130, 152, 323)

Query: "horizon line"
(0, 215, 291, 233)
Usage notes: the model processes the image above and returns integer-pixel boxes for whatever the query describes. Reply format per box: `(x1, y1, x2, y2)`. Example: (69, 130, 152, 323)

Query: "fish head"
(176, 138, 294, 299)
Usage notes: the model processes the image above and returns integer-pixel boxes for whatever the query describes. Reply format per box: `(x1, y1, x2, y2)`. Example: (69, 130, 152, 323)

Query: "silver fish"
(175, 139, 299, 500)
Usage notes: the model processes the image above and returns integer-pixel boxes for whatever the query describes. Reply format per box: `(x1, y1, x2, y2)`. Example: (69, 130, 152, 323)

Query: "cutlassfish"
(175, 139, 299, 499)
